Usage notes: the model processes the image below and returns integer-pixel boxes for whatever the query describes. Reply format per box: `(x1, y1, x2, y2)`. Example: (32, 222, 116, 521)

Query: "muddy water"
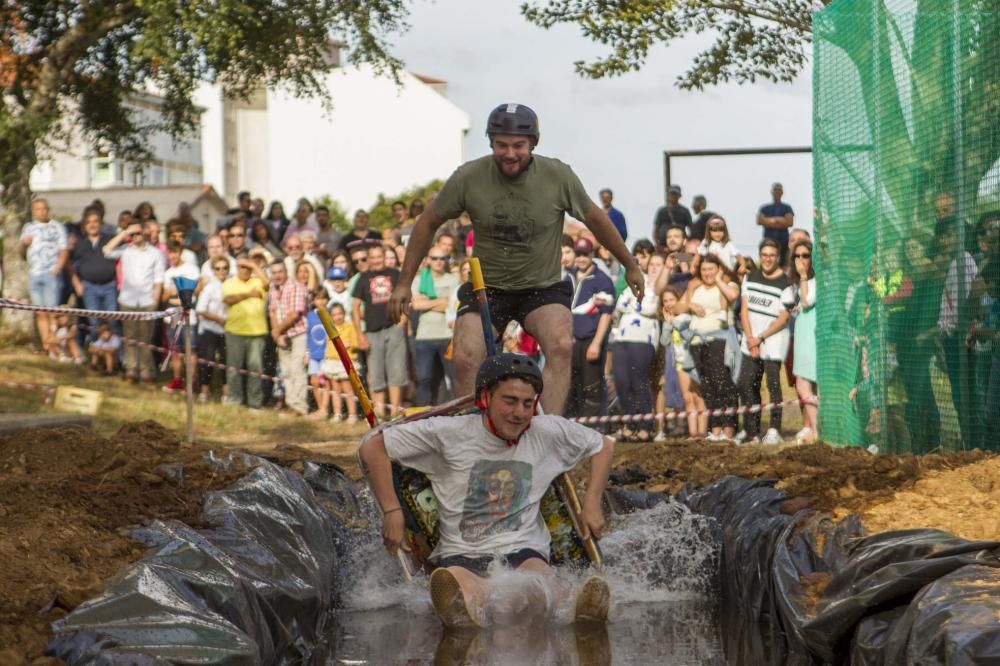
(324, 497, 723, 665)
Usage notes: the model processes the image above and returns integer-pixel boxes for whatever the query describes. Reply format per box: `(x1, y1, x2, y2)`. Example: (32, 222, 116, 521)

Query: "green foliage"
(0, 0, 408, 208)
(520, 0, 825, 89)
(313, 195, 352, 232)
(366, 179, 445, 231)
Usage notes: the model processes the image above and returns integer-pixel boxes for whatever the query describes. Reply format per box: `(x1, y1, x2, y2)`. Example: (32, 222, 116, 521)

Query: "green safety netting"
(813, 0, 1000, 453)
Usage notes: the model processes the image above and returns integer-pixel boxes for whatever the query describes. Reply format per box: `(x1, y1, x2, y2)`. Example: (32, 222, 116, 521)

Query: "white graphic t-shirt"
(740, 268, 792, 361)
(382, 413, 604, 561)
(20, 220, 68, 275)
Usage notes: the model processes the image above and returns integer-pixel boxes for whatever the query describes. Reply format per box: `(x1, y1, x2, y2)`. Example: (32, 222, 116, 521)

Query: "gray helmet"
(485, 103, 540, 144)
(475, 353, 544, 396)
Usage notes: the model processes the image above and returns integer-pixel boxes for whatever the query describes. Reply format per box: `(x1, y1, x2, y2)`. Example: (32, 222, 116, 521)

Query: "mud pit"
(1, 423, 996, 664)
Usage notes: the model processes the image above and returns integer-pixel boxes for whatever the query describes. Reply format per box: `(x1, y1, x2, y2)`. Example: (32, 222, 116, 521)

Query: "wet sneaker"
(762, 428, 782, 445)
(574, 575, 610, 623)
(430, 568, 478, 629)
(162, 378, 184, 393)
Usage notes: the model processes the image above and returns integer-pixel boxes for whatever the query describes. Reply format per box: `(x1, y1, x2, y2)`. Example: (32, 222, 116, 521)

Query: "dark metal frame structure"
(662, 147, 813, 202)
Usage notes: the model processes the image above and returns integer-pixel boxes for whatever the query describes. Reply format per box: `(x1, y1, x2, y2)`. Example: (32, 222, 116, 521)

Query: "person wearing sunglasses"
(226, 218, 250, 261)
(784, 240, 817, 444)
(412, 245, 462, 406)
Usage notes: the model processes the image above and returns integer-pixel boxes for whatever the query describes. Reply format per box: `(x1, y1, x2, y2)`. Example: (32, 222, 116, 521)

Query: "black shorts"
(433, 548, 549, 577)
(456, 281, 573, 335)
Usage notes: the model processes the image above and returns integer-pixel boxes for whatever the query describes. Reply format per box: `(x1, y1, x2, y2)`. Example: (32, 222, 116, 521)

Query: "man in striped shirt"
(737, 239, 792, 445)
(268, 261, 311, 416)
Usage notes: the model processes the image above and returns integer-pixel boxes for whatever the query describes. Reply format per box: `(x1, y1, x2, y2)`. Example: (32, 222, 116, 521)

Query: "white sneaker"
(763, 428, 782, 445)
(733, 430, 748, 445)
(795, 427, 814, 444)
(653, 431, 667, 443)
(706, 431, 722, 442)
(332, 413, 344, 423)
(737, 436, 761, 447)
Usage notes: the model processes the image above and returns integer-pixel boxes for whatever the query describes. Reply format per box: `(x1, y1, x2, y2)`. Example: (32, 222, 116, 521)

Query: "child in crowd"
(321, 302, 360, 422)
(88, 322, 121, 374)
(323, 266, 353, 314)
(49, 312, 83, 364)
(306, 296, 361, 422)
(659, 287, 706, 440)
(306, 291, 331, 419)
(698, 215, 745, 273)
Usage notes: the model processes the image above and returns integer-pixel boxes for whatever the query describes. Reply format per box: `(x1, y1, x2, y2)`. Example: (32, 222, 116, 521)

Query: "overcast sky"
(392, 0, 814, 255)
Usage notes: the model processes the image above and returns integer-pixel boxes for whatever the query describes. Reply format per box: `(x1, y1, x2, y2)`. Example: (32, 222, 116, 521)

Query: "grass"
(0, 348, 366, 460)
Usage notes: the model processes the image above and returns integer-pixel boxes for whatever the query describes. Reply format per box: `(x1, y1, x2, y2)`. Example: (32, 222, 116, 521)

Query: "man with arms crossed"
(389, 103, 643, 415)
(359, 354, 613, 627)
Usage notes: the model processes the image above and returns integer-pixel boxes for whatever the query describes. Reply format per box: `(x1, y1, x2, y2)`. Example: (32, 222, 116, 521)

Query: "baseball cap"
(668, 184, 682, 195)
(327, 267, 348, 280)
(574, 237, 595, 254)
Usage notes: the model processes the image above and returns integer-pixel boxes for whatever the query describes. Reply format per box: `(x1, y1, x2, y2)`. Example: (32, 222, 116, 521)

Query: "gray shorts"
(367, 325, 409, 391)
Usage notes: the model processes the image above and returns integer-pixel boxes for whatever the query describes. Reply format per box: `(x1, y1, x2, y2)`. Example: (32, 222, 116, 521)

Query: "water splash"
(325, 490, 724, 663)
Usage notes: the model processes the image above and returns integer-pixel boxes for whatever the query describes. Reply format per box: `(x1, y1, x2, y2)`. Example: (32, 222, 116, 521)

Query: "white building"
(32, 47, 470, 218)
(195, 65, 469, 212)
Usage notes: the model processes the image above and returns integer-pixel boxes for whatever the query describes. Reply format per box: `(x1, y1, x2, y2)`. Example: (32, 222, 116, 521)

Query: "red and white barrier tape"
(570, 397, 810, 426)
(0, 298, 179, 321)
(76, 321, 405, 415)
(0, 379, 57, 399)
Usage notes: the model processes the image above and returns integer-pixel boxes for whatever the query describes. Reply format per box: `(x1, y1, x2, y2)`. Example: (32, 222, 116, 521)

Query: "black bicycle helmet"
(485, 103, 540, 144)
(475, 353, 544, 396)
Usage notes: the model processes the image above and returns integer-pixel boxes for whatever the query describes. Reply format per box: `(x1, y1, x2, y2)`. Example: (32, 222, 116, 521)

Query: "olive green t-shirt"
(433, 154, 594, 290)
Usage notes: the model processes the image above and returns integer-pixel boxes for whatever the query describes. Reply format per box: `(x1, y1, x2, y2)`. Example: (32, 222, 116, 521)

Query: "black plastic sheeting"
(679, 475, 1000, 665)
(45, 453, 366, 665)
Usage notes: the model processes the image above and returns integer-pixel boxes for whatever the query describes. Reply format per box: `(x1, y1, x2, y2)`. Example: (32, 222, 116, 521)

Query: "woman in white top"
(610, 251, 664, 441)
(697, 215, 746, 273)
(674, 254, 741, 440)
(195, 256, 230, 402)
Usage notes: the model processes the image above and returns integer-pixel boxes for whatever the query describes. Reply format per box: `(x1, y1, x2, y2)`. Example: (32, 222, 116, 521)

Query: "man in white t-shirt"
(359, 354, 613, 627)
(18, 198, 68, 352)
(737, 238, 791, 445)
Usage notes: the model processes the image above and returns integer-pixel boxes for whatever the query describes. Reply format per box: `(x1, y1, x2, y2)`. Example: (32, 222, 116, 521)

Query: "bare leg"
(523, 304, 573, 416)
(309, 375, 328, 418)
(371, 390, 386, 418)
(796, 377, 818, 440)
(36, 313, 51, 351)
(452, 312, 490, 399)
(339, 380, 357, 418)
(330, 378, 343, 417)
(388, 385, 403, 416)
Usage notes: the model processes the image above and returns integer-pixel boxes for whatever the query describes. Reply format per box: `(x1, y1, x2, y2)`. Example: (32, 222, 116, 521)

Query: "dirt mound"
(0, 422, 244, 665)
(611, 441, 990, 515)
(861, 456, 1000, 540)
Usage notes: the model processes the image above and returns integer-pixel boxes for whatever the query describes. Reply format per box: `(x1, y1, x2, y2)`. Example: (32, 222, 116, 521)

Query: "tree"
(0, 0, 408, 337)
(366, 179, 445, 231)
(520, 0, 825, 90)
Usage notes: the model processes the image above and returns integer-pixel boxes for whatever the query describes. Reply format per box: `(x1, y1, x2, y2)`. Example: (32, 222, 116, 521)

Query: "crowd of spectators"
(15, 181, 999, 445)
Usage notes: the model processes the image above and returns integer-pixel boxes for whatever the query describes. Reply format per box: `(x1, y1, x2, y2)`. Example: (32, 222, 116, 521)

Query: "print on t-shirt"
(368, 274, 393, 305)
(459, 460, 533, 543)
(489, 193, 535, 249)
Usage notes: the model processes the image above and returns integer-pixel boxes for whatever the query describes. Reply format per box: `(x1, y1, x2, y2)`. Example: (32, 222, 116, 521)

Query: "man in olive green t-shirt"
(390, 103, 643, 415)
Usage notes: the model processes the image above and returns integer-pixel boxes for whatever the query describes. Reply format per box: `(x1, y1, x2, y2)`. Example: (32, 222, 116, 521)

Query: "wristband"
(383, 506, 402, 516)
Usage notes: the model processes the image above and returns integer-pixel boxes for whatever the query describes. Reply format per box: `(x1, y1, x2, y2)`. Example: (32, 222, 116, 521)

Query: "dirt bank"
(2, 421, 995, 664)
